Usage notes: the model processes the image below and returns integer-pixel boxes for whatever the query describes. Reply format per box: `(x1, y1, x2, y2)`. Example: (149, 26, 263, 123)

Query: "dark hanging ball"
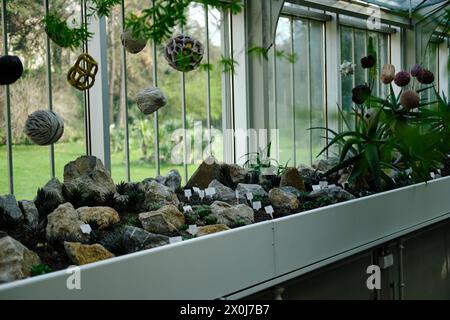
(352, 84, 371, 105)
(360, 55, 376, 69)
(416, 69, 435, 85)
(0, 55, 23, 85)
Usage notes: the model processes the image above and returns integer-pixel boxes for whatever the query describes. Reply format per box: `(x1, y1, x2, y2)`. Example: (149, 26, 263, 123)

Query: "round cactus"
(164, 35, 204, 72)
(25, 110, 64, 145)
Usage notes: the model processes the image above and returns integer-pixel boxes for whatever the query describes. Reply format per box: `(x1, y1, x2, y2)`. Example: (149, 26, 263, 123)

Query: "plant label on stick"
(205, 187, 216, 197)
(193, 187, 200, 194)
(183, 205, 193, 213)
(188, 225, 198, 236)
(169, 236, 183, 244)
(319, 181, 328, 189)
(312, 185, 321, 191)
(235, 190, 240, 203)
(199, 190, 205, 200)
(246, 192, 253, 202)
(253, 201, 262, 210)
(328, 184, 336, 188)
(184, 189, 192, 200)
(430, 172, 436, 179)
(80, 224, 92, 235)
(264, 205, 274, 218)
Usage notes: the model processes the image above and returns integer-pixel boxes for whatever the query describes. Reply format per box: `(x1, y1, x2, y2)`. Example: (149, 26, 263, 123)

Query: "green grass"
(0, 141, 197, 200)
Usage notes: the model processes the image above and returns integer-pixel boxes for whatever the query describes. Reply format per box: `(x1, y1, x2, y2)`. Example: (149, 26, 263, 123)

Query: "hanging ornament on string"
(25, 110, 64, 145)
(164, 35, 204, 72)
(121, 29, 146, 54)
(0, 55, 24, 85)
(67, 53, 99, 91)
(136, 87, 167, 115)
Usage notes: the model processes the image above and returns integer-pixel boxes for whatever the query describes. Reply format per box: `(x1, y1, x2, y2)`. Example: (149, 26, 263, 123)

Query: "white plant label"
(252, 201, 262, 210)
(188, 225, 198, 236)
(246, 192, 253, 201)
(312, 185, 321, 191)
(183, 205, 193, 213)
(169, 236, 183, 244)
(264, 205, 274, 218)
(319, 181, 328, 189)
(328, 184, 336, 188)
(235, 190, 240, 202)
(80, 224, 92, 235)
(198, 190, 205, 200)
(193, 187, 200, 194)
(430, 172, 436, 179)
(184, 189, 192, 200)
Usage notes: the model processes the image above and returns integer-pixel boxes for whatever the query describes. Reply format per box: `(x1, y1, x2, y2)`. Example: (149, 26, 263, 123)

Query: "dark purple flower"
(410, 64, 422, 77)
(417, 69, 435, 85)
(394, 71, 411, 87)
(352, 84, 371, 105)
(360, 55, 376, 69)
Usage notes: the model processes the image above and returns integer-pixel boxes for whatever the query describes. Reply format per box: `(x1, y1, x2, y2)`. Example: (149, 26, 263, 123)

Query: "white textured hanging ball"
(121, 30, 146, 54)
(164, 35, 204, 72)
(136, 87, 167, 115)
(25, 110, 64, 145)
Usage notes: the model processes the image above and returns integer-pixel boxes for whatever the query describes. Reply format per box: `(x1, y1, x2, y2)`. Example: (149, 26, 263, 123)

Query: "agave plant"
(315, 107, 396, 191)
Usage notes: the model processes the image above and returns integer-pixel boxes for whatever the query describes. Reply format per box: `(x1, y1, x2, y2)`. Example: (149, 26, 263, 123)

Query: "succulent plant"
(34, 188, 62, 221)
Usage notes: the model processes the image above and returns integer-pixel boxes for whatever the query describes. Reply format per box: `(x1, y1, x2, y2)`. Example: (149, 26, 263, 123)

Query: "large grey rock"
(268, 188, 300, 210)
(155, 169, 182, 192)
(143, 180, 180, 209)
(138, 204, 185, 236)
(220, 163, 247, 187)
(46, 203, 89, 243)
(0, 194, 24, 224)
(297, 164, 324, 186)
(210, 201, 254, 227)
(208, 180, 244, 204)
(122, 226, 169, 253)
(307, 187, 355, 203)
(0, 236, 41, 283)
(185, 156, 222, 189)
(236, 183, 268, 198)
(279, 167, 306, 191)
(63, 156, 116, 197)
(39, 177, 65, 203)
(18, 200, 39, 229)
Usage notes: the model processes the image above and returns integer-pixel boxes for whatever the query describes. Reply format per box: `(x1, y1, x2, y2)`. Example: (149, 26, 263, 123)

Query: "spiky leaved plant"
(34, 188, 62, 221)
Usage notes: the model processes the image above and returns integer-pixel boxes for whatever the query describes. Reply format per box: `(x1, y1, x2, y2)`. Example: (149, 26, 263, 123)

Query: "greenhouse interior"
(0, 0, 450, 301)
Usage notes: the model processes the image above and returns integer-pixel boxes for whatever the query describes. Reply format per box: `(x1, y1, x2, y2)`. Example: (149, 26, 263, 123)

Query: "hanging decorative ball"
(410, 64, 423, 77)
(164, 35, 204, 72)
(352, 84, 371, 105)
(400, 90, 420, 111)
(380, 64, 395, 84)
(136, 87, 167, 115)
(25, 110, 64, 145)
(360, 55, 376, 69)
(67, 53, 99, 91)
(416, 69, 435, 85)
(394, 71, 411, 87)
(0, 55, 23, 85)
(121, 30, 146, 54)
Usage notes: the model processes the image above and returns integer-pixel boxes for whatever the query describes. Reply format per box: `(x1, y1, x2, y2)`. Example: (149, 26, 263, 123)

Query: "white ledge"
(1, 177, 449, 299)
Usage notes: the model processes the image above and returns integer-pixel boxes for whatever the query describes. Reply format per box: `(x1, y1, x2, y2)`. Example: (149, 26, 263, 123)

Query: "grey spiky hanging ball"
(164, 35, 204, 72)
(25, 110, 64, 145)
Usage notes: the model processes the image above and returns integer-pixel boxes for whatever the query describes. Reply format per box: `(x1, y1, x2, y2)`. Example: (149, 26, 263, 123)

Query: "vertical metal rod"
(152, 0, 160, 176)
(323, 22, 329, 157)
(44, 0, 55, 178)
(205, 4, 212, 156)
(181, 72, 188, 182)
(290, 18, 296, 166)
(272, 32, 278, 161)
(351, 28, 356, 129)
(307, 19, 312, 165)
(121, 0, 131, 182)
(81, 0, 92, 156)
(1, 0, 13, 194)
